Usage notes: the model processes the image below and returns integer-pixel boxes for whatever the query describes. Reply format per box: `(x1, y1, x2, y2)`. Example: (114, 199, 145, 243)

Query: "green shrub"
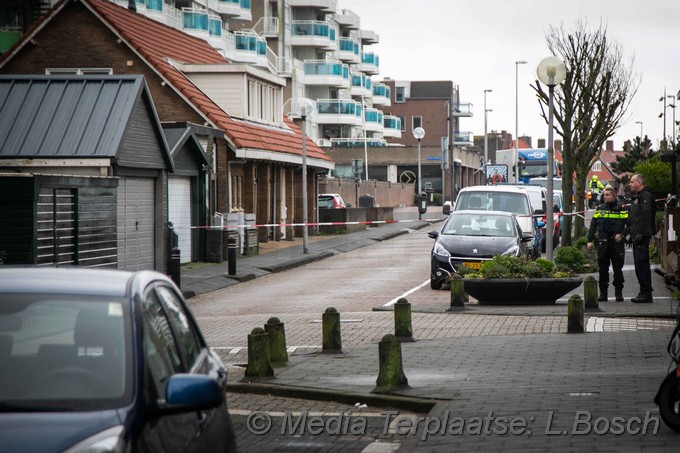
(466, 254, 574, 279)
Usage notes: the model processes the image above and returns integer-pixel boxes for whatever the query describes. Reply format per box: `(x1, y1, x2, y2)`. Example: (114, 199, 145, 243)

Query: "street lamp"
(296, 97, 315, 254)
(537, 56, 567, 262)
(361, 93, 369, 181)
(483, 89, 492, 165)
(515, 60, 527, 183)
(413, 126, 425, 194)
(635, 121, 643, 140)
(668, 95, 676, 147)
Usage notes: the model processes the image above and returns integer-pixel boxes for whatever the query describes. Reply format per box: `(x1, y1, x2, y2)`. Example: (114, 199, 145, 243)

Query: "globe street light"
(413, 126, 425, 194)
(537, 56, 567, 261)
(515, 60, 527, 183)
(296, 97, 315, 254)
(483, 89, 492, 165)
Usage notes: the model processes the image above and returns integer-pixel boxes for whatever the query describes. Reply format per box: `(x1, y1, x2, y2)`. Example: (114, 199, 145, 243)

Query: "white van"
(454, 185, 540, 257)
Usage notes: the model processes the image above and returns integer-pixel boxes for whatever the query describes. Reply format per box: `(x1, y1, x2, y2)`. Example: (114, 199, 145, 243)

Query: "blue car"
(0, 268, 236, 453)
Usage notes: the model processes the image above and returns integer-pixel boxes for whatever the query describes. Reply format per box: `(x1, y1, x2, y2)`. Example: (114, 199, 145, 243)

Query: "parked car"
(428, 210, 533, 289)
(453, 185, 541, 258)
(0, 267, 236, 453)
(318, 193, 347, 209)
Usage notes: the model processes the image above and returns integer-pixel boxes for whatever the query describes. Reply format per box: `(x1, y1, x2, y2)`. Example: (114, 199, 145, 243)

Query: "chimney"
(128, 0, 137, 12)
(520, 135, 532, 148)
(537, 138, 546, 148)
(606, 140, 614, 153)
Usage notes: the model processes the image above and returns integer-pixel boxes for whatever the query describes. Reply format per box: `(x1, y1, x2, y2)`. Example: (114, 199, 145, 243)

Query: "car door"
(135, 288, 202, 452)
(153, 285, 235, 452)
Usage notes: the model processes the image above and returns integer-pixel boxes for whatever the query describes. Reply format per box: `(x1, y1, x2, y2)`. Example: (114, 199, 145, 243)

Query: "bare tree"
(531, 20, 638, 244)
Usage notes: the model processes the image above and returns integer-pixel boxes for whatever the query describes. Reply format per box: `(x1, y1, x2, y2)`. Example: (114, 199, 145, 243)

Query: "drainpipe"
(227, 158, 247, 214)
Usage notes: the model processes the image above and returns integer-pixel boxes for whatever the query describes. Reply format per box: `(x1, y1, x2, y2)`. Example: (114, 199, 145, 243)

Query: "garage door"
(168, 176, 192, 264)
(117, 177, 155, 271)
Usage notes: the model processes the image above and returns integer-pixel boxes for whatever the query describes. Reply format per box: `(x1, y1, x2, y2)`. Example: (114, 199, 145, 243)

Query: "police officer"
(628, 174, 656, 303)
(589, 175, 605, 207)
(587, 186, 628, 302)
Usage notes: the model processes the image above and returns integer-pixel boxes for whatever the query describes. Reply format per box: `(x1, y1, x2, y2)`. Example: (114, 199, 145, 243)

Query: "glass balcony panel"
(351, 75, 362, 87)
(363, 78, 371, 90)
(342, 65, 349, 79)
(240, 0, 251, 8)
(208, 17, 222, 36)
(256, 39, 267, 56)
(384, 116, 401, 129)
(372, 85, 386, 97)
(220, 0, 239, 3)
(183, 10, 208, 31)
(452, 103, 474, 116)
(339, 38, 354, 52)
(365, 111, 379, 123)
(305, 61, 342, 76)
(329, 28, 336, 42)
(145, 0, 162, 11)
(236, 35, 256, 51)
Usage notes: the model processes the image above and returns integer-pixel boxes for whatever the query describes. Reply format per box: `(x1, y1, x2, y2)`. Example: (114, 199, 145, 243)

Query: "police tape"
(186, 218, 444, 230)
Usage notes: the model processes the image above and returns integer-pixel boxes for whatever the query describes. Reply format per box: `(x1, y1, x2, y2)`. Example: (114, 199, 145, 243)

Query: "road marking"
(383, 280, 430, 307)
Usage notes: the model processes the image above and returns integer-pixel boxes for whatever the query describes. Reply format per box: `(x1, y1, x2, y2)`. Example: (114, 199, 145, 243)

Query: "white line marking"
(383, 280, 430, 307)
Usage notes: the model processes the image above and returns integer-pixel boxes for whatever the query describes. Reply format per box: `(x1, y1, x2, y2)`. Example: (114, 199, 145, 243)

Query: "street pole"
(484, 89, 492, 166)
(413, 127, 425, 194)
(296, 98, 315, 254)
(515, 60, 527, 183)
(362, 93, 368, 181)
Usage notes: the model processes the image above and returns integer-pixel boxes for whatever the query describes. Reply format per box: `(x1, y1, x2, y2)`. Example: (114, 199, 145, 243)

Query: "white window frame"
(592, 161, 602, 172)
(245, 77, 281, 126)
(395, 86, 405, 103)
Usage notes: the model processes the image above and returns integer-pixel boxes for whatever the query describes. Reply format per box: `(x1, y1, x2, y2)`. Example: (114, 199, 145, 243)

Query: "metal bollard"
(169, 246, 181, 288)
(322, 307, 342, 353)
(448, 273, 466, 311)
(227, 236, 237, 275)
(244, 327, 274, 379)
(583, 275, 601, 312)
(265, 317, 289, 366)
(394, 298, 415, 342)
(372, 334, 409, 394)
(567, 294, 585, 333)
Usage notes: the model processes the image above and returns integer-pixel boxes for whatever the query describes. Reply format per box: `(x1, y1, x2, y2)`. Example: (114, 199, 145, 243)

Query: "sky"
(338, 0, 680, 150)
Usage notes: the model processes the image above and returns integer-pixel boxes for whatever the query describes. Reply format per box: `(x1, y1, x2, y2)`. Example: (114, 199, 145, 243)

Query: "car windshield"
(0, 295, 132, 411)
(318, 196, 335, 208)
(443, 214, 515, 238)
(455, 192, 530, 215)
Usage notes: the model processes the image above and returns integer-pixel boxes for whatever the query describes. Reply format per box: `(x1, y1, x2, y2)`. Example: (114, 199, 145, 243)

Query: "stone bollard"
(567, 294, 585, 333)
(394, 298, 415, 342)
(322, 307, 342, 353)
(448, 273, 466, 311)
(372, 334, 409, 394)
(265, 317, 289, 366)
(244, 327, 274, 379)
(583, 275, 602, 312)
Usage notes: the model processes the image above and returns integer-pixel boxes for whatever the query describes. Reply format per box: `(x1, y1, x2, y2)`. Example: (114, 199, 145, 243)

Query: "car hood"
(0, 410, 122, 453)
(438, 234, 517, 257)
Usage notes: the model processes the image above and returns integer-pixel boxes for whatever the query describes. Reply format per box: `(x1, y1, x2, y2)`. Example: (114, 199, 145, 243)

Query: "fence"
(319, 178, 416, 208)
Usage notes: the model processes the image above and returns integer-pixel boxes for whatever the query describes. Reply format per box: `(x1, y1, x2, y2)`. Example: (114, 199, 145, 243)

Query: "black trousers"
(597, 237, 625, 290)
(633, 235, 653, 294)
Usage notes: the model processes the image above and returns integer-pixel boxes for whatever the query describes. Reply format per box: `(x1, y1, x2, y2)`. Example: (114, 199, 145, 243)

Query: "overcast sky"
(339, 0, 679, 150)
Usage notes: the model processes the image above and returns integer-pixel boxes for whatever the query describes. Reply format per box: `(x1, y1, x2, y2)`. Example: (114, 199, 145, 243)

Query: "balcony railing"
(360, 51, 379, 74)
(292, 21, 330, 38)
(371, 83, 390, 106)
(454, 131, 474, 144)
(452, 103, 474, 117)
(183, 8, 208, 32)
(303, 60, 349, 87)
(331, 137, 387, 148)
(383, 115, 401, 130)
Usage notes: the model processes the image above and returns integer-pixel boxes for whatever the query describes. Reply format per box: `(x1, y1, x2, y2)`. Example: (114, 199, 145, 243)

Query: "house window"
(395, 86, 405, 103)
(398, 115, 406, 132)
(412, 116, 422, 132)
(592, 161, 601, 172)
(231, 174, 243, 211)
(245, 78, 281, 126)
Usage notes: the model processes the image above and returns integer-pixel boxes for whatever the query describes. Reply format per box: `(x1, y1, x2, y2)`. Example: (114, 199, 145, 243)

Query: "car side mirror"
(158, 374, 224, 414)
(521, 233, 534, 243)
(427, 230, 439, 239)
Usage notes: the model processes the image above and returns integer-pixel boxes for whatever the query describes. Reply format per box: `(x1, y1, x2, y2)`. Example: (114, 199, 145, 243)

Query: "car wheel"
(430, 276, 442, 290)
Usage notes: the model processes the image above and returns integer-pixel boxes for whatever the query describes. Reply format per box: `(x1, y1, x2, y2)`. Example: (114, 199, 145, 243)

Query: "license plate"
(462, 261, 482, 270)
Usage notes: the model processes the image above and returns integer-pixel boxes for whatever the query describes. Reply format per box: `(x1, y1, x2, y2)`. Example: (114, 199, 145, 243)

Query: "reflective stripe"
(593, 210, 628, 219)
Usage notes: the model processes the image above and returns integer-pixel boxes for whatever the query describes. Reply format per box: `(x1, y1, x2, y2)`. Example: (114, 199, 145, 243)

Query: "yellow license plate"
(463, 261, 482, 270)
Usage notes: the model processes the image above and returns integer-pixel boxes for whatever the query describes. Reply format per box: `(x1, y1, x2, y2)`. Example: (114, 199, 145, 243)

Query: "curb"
(226, 381, 442, 414)
(258, 251, 336, 273)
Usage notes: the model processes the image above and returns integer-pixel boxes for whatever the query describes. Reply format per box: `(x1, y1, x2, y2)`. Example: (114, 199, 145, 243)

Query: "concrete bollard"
(567, 294, 585, 333)
(322, 307, 342, 353)
(583, 275, 602, 312)
(394, 298, 415, 342)
(448, 273, 466, 311)
(372, 334, 409, 394)
(244, 327, 274, 378)
(265, 317, 289, 366)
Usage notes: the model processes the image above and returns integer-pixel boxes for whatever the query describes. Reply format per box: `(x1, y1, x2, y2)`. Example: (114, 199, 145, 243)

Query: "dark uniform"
(629, 186, 656, 299)
(588, 198, 628, 301)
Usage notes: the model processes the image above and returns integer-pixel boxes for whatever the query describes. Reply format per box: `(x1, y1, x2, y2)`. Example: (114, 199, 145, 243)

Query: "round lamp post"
(296, 97, 315, 254)
(413, 127, 425, 194)
(514, 60, 527, 183)
(483, 89, 492, 165)
(537, 56, 567, 261)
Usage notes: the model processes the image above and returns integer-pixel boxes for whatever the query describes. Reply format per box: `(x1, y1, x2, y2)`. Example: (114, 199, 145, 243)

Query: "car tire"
(430, 276, 442, 290)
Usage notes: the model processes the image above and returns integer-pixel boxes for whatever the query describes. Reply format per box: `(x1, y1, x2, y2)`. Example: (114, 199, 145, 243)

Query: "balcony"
(215, 0, 252, 21)
(359, 29, 379, 45)
(290, 20, 334, 48)
(359, 52, 379, 75)
(316, 99, 362, 126)
(233, 31, 268, 66)
(335, 9, 360, 29)
(288, 0, 337, 13)
(383, 115, 402, 138)
(331, 137, 387, 148)
(252, 16, 279, 38)
(303, 60, 349, 87)
(452, 102, 474, 117)
(454, 131, 474, 145)
(338, 38, 360, 63)
(350, 73, 371, 98)
(182, 8, 210, 40)
(363, 108, 384, 133)
(371, 83, 391, 107)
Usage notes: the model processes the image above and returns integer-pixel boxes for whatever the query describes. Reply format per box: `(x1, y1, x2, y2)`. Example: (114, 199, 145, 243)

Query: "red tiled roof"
(7, 0, 328, 163)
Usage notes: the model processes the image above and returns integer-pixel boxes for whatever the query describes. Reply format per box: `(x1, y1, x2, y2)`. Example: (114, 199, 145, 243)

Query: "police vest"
(593, 204, 628, 235)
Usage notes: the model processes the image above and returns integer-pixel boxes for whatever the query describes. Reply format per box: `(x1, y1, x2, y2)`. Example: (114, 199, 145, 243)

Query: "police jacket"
(628, 186, 656, 237)
(588, 199, 628, 242)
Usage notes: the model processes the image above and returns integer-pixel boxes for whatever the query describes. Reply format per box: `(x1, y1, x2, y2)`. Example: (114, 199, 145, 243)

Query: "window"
(592, 161, 601, 172)
(155, 286, 202, 369)
(143, 290, 183, 396)
(245, 77, 281, 125)
(398, 115, 406, 132)
(412, 115, 422, 132)
(395, 86, 405, 103)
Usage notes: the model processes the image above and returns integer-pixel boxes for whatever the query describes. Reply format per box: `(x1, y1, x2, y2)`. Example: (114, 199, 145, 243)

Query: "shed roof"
(0, 74, 171, 169)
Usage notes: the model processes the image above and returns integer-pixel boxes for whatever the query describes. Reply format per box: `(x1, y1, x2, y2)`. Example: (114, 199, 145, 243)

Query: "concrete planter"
(463, 277, 583, 305)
